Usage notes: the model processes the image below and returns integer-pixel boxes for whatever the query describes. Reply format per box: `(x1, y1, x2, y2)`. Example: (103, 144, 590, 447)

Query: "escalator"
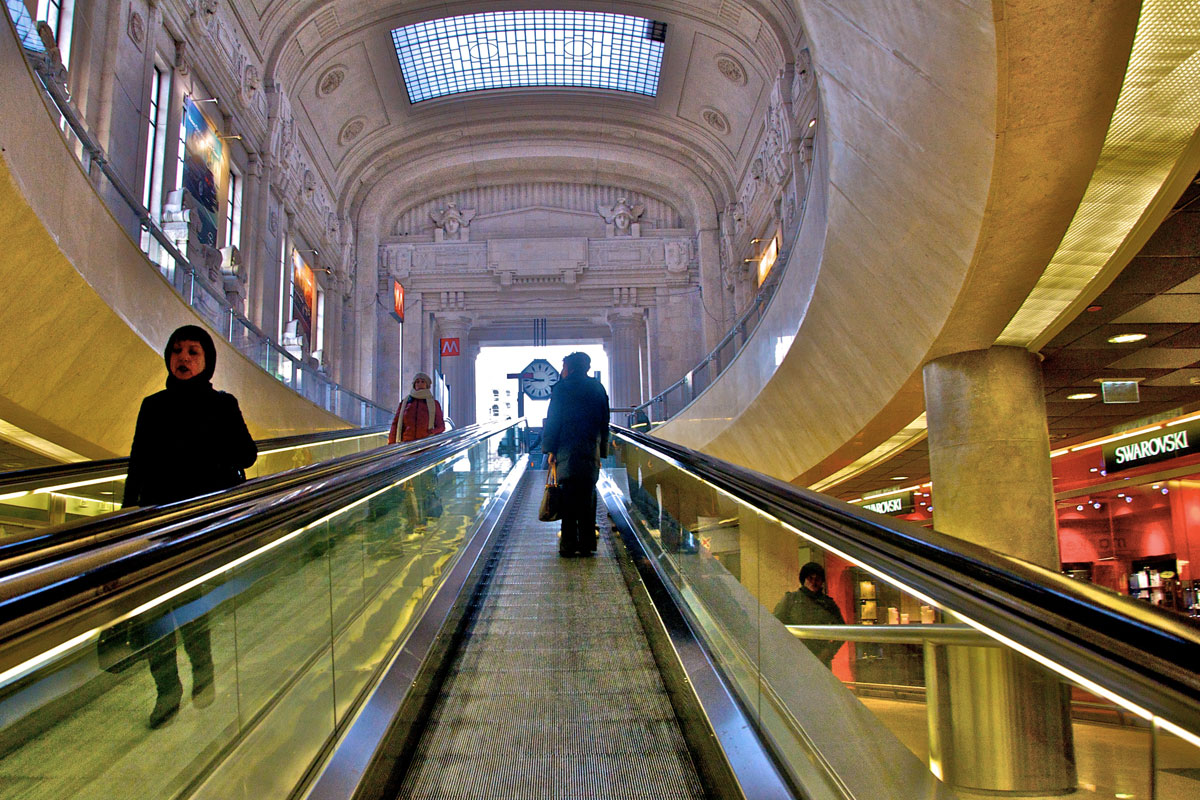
(0, 424, 391, 531)
(0, 422, 1197, 800)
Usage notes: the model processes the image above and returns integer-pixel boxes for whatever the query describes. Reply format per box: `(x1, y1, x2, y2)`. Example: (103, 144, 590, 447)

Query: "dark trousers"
(145, 612, 213, 696)
(559, 475, 598, 554)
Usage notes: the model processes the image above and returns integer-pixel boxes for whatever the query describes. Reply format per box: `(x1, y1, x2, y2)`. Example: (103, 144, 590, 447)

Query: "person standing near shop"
(774, 562, 846, 668)
(541, 352, 610, 556)
(123, 324, 258, 727)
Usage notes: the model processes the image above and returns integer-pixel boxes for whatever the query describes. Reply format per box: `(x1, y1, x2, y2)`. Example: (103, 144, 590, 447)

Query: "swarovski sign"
(1102, 423, 1198, 474)
(858, 491, 914, 516)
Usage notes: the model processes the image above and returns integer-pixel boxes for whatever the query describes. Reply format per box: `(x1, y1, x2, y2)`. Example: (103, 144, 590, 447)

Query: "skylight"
(392, 10, 667, 103)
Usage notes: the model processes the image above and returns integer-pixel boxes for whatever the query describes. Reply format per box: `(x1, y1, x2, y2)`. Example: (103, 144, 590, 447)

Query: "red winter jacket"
(388, 396, 445, 443)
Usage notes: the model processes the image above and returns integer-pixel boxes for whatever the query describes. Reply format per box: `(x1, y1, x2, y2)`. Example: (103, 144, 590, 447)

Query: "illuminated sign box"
(757, 235, 778, 286)
(391, 280, 405, 323)
(858, 491, 914, 516)
(1102, 421, 1198, 473)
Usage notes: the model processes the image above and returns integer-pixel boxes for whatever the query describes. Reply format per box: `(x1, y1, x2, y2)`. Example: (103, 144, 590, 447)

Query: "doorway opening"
(475, 344, 609, 427)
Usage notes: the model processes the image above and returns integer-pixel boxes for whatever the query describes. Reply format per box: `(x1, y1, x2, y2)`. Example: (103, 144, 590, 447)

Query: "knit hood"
(163, 324, 217, 389)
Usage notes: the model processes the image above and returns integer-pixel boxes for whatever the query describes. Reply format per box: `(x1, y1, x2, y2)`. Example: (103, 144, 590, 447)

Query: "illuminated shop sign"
(859, 491, 914, 516)
(757, 235, 778, 286)
(1102, 422, 1199, 473)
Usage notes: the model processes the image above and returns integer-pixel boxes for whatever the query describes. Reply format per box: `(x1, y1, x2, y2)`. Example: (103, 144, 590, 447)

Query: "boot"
(149, 681, 182, 728)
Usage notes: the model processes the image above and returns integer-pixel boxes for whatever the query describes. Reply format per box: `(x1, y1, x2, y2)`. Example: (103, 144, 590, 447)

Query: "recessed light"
(1067, 392, 1098, 400)
(1107, 333, 1147, 344)
(1086, 305, 1103, 312)
(891, 476, 908, 480)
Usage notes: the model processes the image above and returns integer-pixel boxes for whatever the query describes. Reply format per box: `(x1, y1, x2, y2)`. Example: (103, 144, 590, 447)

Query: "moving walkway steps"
(395, 471, 707, 799)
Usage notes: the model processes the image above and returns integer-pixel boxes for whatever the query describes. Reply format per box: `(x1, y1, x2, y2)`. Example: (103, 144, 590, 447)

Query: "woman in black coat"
(123, 324, 257, 727)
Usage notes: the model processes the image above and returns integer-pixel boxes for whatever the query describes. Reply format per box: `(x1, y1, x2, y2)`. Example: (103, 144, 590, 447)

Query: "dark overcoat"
(541, 373, 610, 481)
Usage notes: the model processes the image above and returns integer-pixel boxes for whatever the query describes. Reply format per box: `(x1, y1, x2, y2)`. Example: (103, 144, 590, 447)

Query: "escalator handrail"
(612, 424, 1200, 739)
(0, 423, 391, 494)
(0, 423, 452, 570)
(0, 419, 522, 676)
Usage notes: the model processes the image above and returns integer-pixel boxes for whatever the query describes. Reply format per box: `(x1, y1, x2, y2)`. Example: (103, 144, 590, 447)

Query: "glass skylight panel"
(392, 10, 666, 103)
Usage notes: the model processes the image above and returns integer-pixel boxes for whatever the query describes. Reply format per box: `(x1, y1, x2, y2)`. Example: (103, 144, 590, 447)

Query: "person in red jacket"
(388, 372, 447, 523)
(388, 372, 446, 443)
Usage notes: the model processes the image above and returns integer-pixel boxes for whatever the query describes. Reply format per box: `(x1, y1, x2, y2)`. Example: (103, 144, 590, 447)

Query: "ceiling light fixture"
(1067, 392, 1098, 400)
(1107, 333, 1147, 344)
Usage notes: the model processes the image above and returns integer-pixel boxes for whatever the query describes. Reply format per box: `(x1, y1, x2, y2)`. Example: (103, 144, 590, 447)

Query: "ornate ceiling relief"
(316, 65, 347, 97)
(702, 107, 730, 134)
(716, 54, 747, 86)
(338, 117, 366, 146)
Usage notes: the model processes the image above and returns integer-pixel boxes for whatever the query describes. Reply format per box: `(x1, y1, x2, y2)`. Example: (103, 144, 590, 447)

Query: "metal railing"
(2, 1, 390, 427)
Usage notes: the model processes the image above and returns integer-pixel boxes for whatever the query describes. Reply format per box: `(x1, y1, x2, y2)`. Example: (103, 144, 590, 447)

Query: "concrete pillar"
(436, 314, 472, 429)
(607, 311, 645, 409)
(923, 346, 1059, 566)
(922, 346, 1075, 795)
(698, 226, 724, 351)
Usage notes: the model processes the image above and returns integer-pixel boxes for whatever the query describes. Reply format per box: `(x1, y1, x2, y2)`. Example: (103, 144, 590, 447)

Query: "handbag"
(97, 620, 140, 674)
(538, 462, 562, 522)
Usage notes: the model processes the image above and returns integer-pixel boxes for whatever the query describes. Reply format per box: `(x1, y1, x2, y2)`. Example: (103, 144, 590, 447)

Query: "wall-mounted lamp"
(808, 117, 817, 128)
(750, 237, 762, 244)
(298, 248, 320, 255)
(188, 96, 219, 106)
(217, 134, 242, 141)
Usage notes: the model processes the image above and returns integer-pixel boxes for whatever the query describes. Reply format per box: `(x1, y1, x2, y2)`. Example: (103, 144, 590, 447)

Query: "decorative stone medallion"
(316, 65, 346, 97)
(338, 117, 366, 146)
(702, 108, 729, 134)
(127, 9, 145, 48)
(716, 54, 746, 86)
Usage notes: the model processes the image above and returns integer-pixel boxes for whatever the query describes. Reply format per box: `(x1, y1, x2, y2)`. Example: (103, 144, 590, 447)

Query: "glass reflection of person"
(123, 325, 257, 728)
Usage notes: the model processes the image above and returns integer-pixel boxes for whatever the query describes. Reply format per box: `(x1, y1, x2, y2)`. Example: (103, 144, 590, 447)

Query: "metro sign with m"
(440, 338, 461, 357)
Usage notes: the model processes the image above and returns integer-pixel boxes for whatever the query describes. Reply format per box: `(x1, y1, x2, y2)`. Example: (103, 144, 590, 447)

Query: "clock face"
(520, 358, 560, 400)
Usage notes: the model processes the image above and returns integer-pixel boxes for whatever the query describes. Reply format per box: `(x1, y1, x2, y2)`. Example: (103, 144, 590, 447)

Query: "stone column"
(607, 311, 645, 410)
(698, 226, 724, 351)
(436, 314, 472, 429)
(464, 344, 481, 427)
(353, 226, 380, 399)
(374, 276, 401, 411)
(922, 346, 1075, 795)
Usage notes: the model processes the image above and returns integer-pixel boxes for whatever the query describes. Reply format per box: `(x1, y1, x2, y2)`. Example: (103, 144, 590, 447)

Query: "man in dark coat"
(540, 352, 610, 556)
(774, 562, 846, 668)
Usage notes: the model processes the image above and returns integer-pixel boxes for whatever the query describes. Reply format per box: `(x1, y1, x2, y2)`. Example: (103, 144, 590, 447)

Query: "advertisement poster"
(181, 96, 225, 247)
(291, 249, 316, 339)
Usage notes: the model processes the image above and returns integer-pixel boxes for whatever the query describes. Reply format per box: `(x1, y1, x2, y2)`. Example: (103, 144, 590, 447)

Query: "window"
(36, 0, 74, 68)
(278, 232, 289, 341)
(314, 287, 326, 360)
(223, 169, 242, 252)
(392, 10, 666, 103)
(142, 66, 169, 216)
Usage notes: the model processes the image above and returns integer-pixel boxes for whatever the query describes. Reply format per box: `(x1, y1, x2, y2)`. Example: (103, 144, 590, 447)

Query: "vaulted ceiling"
(226, 1, 802, 223)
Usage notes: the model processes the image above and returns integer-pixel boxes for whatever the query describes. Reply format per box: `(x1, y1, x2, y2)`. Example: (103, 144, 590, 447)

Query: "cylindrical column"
(923, 346, 1075, 794)
(607, 311, 645, 409)
(436, 314, 472, 429)
(924, 346, 1059, 566)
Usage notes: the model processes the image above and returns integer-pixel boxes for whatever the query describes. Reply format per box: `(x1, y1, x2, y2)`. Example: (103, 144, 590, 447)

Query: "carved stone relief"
(317, 65, 347, 98)
(665, 241, 692, 274)
(702, 108, 730, 134)
(127, 9, 145, 48)
(716, 54, 747, 86)
(338, 117, 366, 146)
(431, 202, 475, 242)
(242, 64, 260, 101)
(597, 198, 644, 238)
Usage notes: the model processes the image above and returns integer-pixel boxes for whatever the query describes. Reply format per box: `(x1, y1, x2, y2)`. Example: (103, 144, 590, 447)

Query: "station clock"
(519, 358, 560, 400)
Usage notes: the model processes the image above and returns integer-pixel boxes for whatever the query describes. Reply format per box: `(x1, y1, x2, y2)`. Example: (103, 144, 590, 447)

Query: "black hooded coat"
(122, 325, 258, 507)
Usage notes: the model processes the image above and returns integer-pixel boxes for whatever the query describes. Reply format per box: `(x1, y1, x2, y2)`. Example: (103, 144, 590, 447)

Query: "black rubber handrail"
(0, 424, 469, 572)
(0, 424, 390, 495)
(0, 420, 521, 671)
(612, 424, 1200, 740)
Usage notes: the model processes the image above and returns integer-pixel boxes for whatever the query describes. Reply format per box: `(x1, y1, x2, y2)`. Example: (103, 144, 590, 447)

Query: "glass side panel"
(0, 430, 521, 798)
(1154, 723, 1200, 800)
(609, 435, 1194, 799)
